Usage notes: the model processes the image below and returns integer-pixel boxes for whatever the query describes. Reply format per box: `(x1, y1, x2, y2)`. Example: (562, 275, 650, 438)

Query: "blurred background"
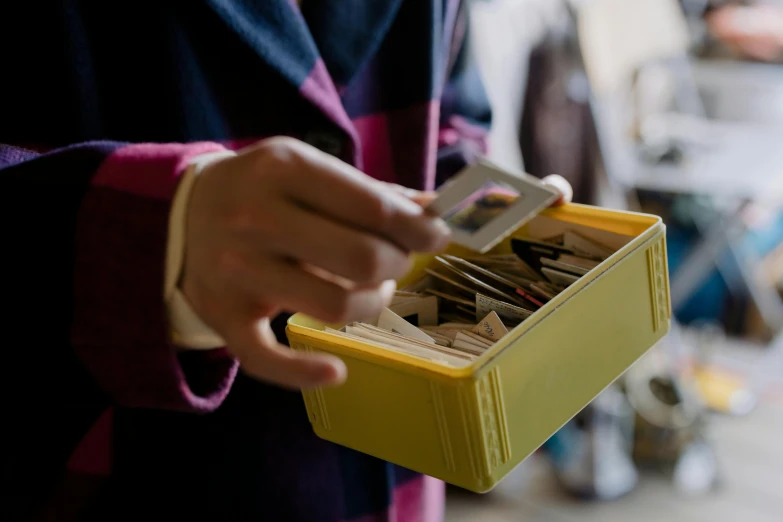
(445, 0, 783, 520)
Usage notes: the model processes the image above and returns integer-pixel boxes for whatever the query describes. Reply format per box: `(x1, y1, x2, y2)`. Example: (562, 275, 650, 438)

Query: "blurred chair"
(573, 0, 783, 410)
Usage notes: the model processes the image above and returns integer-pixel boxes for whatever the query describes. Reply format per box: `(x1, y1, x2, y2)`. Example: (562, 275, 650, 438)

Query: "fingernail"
(321, 357, 347, 386)
(434, 217, 451, 236)
(379, 279, 397, 303)
(387, 192, 425, 215)
(306, 355, 347, 388)
(399, 187, 423, 199)
(431, 218, 452, 248)
(415, 193, 438, 210)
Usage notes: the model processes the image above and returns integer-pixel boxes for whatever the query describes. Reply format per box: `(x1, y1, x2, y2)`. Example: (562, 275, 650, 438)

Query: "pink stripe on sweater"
(91, 142, 227, 199)
(300, 59, 361, 168)
(73, 142, 238, 413)
(346, 476, 445, 522)
(424, 101, 441, 191)
(352, 113, 396, 184)
(438, 116, 488, 153)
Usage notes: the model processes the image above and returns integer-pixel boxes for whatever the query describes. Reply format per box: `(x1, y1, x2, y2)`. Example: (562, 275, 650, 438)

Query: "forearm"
(1, 141, 238, 413)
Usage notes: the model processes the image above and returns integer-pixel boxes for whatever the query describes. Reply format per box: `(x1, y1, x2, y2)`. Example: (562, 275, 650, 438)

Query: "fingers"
(365, 191, 451, 252)
(541, 174, 573, 206)
(226, 317, 347, 389)
(268, 203, 413, 286)
(274, 148, 450, 253)
(399, 190, 438, 210)
(384, 184, 439, 210)
(234, 256, 397, 324)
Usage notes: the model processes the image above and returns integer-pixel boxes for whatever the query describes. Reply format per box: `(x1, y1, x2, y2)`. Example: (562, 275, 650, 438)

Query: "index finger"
(278, 145, 451, 253)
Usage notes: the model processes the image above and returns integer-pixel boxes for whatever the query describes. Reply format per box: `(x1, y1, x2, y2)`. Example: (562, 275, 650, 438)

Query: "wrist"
(165, 150, 236, 349)
(165, 150, 236, 299)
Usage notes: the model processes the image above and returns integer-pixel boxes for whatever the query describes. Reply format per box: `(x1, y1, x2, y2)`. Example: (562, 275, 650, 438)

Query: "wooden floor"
(445, 338, 783, 522)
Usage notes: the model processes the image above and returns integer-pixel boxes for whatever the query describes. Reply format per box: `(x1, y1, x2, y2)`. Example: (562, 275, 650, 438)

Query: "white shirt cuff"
(165, 150, 237, 350)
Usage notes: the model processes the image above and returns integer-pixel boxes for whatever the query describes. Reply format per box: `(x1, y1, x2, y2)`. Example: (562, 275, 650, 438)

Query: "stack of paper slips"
(325, 229, 618, 367)
(326, 307, 507, 367)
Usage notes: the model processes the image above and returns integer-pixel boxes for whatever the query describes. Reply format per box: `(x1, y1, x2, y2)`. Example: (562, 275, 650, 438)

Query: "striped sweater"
(0, 1, 491, 520)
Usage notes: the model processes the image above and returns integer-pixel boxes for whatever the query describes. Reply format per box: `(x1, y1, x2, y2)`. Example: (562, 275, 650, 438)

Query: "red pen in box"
(515, 287, 545, 308)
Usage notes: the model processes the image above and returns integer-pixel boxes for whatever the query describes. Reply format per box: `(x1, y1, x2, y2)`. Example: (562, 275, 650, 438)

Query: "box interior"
(288, 205, 660, 376)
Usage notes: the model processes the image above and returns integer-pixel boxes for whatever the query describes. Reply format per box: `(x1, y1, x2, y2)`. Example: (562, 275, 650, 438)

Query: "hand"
(182, 137, 452, 390)
(183, 136, 573, 391)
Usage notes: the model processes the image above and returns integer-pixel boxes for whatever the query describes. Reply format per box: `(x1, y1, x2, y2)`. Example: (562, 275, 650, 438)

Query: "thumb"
(225, 315, 347, 390)
(542, 174, 573, 206)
